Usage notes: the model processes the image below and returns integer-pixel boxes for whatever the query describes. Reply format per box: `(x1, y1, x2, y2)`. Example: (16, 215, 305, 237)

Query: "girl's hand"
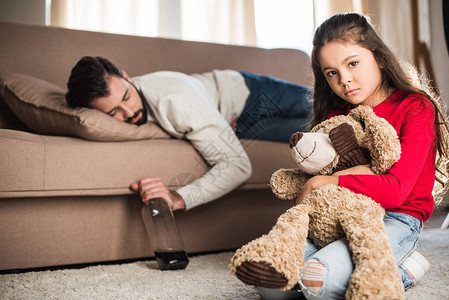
(296, 175, 339, 204)
(296, 164, 375, 205)
(130, 177, 186, 211)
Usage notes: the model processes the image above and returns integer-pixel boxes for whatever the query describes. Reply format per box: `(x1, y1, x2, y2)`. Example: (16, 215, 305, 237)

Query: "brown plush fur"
(271, 106, 401, 201)
(230, 106, 405, 299)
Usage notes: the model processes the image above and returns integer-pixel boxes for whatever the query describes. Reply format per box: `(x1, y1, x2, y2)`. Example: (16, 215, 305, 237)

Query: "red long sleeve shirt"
(335, 89, 437, 221)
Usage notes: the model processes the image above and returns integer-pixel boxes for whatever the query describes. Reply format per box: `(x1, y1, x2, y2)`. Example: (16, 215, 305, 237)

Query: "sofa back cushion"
(0, 71, 170, 141)
(0, 21, 310, 91)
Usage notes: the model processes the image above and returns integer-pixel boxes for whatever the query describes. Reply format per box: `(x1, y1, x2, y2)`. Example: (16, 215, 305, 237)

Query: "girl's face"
(318, 41, 388, 107)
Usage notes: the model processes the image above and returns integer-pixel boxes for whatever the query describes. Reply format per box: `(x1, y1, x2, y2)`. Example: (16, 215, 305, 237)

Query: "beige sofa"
(0, 21, 311, 271)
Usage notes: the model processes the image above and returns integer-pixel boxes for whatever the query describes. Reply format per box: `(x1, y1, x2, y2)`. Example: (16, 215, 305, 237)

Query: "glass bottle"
(141, 198, 189, 270)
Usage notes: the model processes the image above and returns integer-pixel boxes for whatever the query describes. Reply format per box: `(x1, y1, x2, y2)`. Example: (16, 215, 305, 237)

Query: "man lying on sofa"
(65, 56, 311, 211)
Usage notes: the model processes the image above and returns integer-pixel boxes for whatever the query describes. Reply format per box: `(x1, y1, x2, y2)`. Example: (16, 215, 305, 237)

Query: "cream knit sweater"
(132, 70, 251, 210)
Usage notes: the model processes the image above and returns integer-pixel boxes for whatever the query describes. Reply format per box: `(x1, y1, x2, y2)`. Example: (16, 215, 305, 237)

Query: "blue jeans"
(236, 72, 312, 143)
(256, 212, 423, 300)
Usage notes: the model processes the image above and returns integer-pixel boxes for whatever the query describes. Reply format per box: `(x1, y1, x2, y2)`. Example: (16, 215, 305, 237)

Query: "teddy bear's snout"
(291, 132, 337, 174)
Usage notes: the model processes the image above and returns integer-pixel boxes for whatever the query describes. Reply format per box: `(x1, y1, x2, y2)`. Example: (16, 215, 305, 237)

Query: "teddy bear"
(229, 105, 405, 300)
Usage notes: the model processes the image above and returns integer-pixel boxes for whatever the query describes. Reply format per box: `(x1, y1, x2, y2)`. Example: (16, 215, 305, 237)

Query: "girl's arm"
(297, 96, 436, 208)
(333, 164, 375, 176)
(296, 164, 374, 203)
(339, 99, 436, 209)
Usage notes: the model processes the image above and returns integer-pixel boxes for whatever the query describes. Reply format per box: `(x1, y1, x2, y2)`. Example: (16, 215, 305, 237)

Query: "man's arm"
(175, 122, 252, 210)
(130, 123, 251, 211)
(131, 72, 252, 210)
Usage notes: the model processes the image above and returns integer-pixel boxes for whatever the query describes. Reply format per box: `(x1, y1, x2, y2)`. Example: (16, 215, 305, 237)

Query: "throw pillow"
(0, 71, 170, 141)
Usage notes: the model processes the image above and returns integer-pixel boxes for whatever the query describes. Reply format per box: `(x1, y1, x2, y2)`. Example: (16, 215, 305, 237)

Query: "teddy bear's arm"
(270, 168, 310, 200)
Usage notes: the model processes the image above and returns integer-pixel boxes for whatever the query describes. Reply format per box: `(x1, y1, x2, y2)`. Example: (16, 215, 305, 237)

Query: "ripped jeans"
(256, 211, 423, 300)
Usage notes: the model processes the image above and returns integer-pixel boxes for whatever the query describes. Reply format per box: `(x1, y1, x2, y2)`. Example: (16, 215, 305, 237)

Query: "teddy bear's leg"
(339, 195, 404, 300)
(302, 185, 346, 248)
(230, 204, 310, 291)
(235, 261, 288, 289)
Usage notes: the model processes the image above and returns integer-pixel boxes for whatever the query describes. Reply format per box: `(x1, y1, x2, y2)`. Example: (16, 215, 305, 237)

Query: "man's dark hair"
(65, 56, 122, 108)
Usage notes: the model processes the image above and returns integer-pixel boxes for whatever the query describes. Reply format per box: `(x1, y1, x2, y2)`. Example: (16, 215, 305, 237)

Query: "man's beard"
(125, 109, 147, 126)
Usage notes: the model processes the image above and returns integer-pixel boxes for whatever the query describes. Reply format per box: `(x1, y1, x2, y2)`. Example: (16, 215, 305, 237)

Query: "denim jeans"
(235, 72, 312, 143)
(256, 211, 423, 300)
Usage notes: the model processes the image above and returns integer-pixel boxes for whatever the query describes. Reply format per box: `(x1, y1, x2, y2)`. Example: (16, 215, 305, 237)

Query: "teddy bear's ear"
(349, 106, 401, 174)
(270, 169, 310, 200)
(348, 105, 377, 125)
(329, 123, 372, 171)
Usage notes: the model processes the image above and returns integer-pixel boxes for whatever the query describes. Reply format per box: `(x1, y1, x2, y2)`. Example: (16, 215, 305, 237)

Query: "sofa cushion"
(0, 129, 296, 197)
(0, 71, 169, 141)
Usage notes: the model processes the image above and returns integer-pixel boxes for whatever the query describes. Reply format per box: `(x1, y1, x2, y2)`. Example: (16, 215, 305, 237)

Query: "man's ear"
(121, 70, 131, 82)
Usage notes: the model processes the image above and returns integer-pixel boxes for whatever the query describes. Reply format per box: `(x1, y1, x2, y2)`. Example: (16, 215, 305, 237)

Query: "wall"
(0, 0, 447, 101)
(429, 0, 449, 104)
(0, 0, 48, 25)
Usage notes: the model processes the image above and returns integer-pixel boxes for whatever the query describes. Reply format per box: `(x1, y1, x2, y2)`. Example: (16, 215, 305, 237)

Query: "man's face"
(89, 73, 146, 125)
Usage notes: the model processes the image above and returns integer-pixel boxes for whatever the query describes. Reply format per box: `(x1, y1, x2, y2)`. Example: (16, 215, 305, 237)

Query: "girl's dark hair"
(65, 56, 122, 108)
(311, 13, 449, 202)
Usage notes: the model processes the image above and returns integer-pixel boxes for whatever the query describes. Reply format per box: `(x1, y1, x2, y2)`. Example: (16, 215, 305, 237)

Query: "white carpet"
(1, 228, 448, 300)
